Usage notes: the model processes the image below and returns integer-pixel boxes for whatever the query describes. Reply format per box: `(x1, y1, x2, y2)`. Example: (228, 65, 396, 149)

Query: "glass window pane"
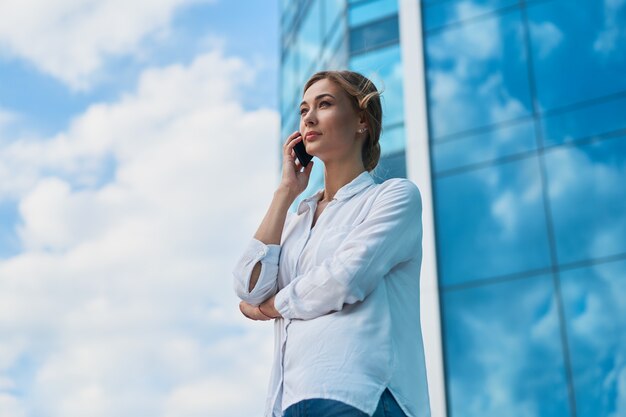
(281, 48, 298, 118)
(432, 118, 537, 173)
(560, 259, 626, 417)
(321, 13, 348, 68)
(424, 9, 533, 139)
(350, 44, 404, 127)
(326, 35, 349, 70)
(324, 0, 346, 41)
(379, 124, 405, 156)
(372, 149, 406, 182)
(281, 0, 298, 34)
(435, 156, 552, 286)
(442, 275, 572, 417)
(349, 0, 398, 27)
(349, 15, 399, 55)
(296, 0, 323, 88)
(528, 1, 626, 111)
(544, 135, 626, 264)
(541, 94, 626, 147)
(423, 0, 519, 32)
(281, 110, 299, 143)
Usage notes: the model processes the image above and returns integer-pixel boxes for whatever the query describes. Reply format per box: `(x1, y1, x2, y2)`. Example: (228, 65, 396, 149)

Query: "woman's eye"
(320, 101, 330, 107)
(300, 108, 308, 115)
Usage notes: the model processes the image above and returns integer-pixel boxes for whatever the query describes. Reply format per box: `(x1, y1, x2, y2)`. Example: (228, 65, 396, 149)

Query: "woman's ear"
(357, 111, 368, 131)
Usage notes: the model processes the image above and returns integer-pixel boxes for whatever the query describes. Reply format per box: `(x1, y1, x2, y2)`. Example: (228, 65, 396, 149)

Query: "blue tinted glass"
(296, 0, 323, 87)
(442, 275, 571, 417)
(432, 118, 537, 173)
(424, 9, 532, 139)
(324, 0, 346, 41)
(372, 149, 406, 181)
(528, 1, 626, 111)
(435, 156, 552, 286)
(326, 35, 349, 69)
(350, 44, 404, 127)
(349, 15, 399, 55)
(541, 94, 626, 147)
(281, 0, 298, 33)
(379, 124, 405, 156)
(281, 48, 298, 118)
(560, 259, 626, 417)
(321, 13, 348, 68)
(544, 135, 626, 265)
(423, 0, 519, 32)
(281, 109, 299, 143)
(349, 0, 398, 27)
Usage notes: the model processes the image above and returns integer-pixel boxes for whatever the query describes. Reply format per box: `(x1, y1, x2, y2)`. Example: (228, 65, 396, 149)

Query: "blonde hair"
(303, 71, 382, 172)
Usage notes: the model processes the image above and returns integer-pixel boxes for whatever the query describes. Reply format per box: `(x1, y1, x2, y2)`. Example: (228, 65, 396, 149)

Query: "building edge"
(398, 1, 447, 417)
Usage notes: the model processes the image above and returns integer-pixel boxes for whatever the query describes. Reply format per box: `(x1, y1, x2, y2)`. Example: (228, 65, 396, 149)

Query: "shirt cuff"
(245, 238, 281, 266)
(235, 239, 281, 301)
(274, 287, 292, 320)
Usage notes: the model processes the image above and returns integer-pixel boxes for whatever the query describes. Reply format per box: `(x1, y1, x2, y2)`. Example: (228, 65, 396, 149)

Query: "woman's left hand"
(239, 296, 282, 321)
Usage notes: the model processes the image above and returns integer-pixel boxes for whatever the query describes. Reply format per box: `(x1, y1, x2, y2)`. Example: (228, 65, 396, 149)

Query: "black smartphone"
(293, 138, 313, 167)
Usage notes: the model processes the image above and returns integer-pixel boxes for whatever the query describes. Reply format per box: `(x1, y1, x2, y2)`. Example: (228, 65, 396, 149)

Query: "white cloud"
(610, 360, 626, 417)
(426, 6, 532, 138)
(479, 74, 527, 123)
(594, 0, 626, 55)
(0, 107, 19, 140)
(529, 21, 563, 59)
(0, 108, 17, 126)
(447, 279, 562, 417)
(545, 142, 626, 261)
(0, 49, 279, 416)
(0, 393, 26, 417)
(428, 2, 500, 63)
(491, 191, 517, 238)
(0, 0, 214, 90)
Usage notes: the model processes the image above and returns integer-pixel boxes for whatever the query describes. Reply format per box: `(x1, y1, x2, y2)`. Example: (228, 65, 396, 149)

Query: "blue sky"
(0, 1, 280, 416)
(0, 1, 279, 137)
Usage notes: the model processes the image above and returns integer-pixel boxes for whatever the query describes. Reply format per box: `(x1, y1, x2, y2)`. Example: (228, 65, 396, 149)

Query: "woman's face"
(299, 78, 364, 163)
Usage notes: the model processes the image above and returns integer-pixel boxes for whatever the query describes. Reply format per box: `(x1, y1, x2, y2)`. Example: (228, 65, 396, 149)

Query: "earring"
(358, 128, 366, 133)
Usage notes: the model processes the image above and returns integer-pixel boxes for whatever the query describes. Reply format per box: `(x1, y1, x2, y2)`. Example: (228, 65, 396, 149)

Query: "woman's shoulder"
(377, 177, 421, 201)
(365, 177, 422, 213)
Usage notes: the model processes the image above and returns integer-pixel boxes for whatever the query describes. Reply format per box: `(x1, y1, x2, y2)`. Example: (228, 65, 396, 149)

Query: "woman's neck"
(321, 159, 366, 202)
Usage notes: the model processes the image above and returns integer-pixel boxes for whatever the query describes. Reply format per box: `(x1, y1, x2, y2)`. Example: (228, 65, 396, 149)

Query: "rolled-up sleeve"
(233, 239, 281, 305)
(274, 180, 422, 320)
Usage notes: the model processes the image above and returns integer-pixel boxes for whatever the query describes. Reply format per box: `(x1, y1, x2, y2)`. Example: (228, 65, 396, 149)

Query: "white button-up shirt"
(233, 171, 430, 417)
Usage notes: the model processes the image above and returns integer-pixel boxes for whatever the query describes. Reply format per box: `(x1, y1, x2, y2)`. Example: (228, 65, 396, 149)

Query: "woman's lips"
(305, 132, 321, 141)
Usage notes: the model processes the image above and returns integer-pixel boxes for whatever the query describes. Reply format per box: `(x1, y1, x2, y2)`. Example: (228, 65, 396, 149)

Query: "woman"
(233, 71, 430, 417)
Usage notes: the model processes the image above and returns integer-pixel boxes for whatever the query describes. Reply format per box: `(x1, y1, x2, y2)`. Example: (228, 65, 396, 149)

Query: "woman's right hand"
(279, 131, 314, 198)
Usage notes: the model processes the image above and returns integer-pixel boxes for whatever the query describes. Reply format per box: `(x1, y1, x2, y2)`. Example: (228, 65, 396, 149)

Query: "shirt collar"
(297, 171, 374, 214)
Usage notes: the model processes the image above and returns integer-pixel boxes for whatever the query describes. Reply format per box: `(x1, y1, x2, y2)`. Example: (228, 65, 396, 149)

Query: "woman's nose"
(303, 111, 316, 125)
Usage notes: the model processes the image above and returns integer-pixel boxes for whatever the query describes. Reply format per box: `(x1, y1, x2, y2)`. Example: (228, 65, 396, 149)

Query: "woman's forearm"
(248, 187, 297, 292)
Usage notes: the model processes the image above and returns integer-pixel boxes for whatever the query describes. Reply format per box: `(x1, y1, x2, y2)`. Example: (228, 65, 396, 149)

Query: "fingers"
(239, 301, 271, 321)
(283, 131, 303, 159)
(304, 160, 314, 176)
(283, 130, 301, 147)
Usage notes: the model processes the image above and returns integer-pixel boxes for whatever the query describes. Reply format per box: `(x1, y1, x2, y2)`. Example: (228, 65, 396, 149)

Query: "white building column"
(398, 1, 447, 417)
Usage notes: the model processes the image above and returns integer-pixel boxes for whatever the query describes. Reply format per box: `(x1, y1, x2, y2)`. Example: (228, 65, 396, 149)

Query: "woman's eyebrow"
(300, 93, 336, 107)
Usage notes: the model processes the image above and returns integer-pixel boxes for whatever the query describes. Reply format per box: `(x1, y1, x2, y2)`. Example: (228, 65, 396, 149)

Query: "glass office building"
(279, 1, 626, 416)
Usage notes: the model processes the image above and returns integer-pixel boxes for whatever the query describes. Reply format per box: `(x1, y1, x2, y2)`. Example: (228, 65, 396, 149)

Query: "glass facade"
(423, 1, 626, 416)
(280, 0, 626, 416)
